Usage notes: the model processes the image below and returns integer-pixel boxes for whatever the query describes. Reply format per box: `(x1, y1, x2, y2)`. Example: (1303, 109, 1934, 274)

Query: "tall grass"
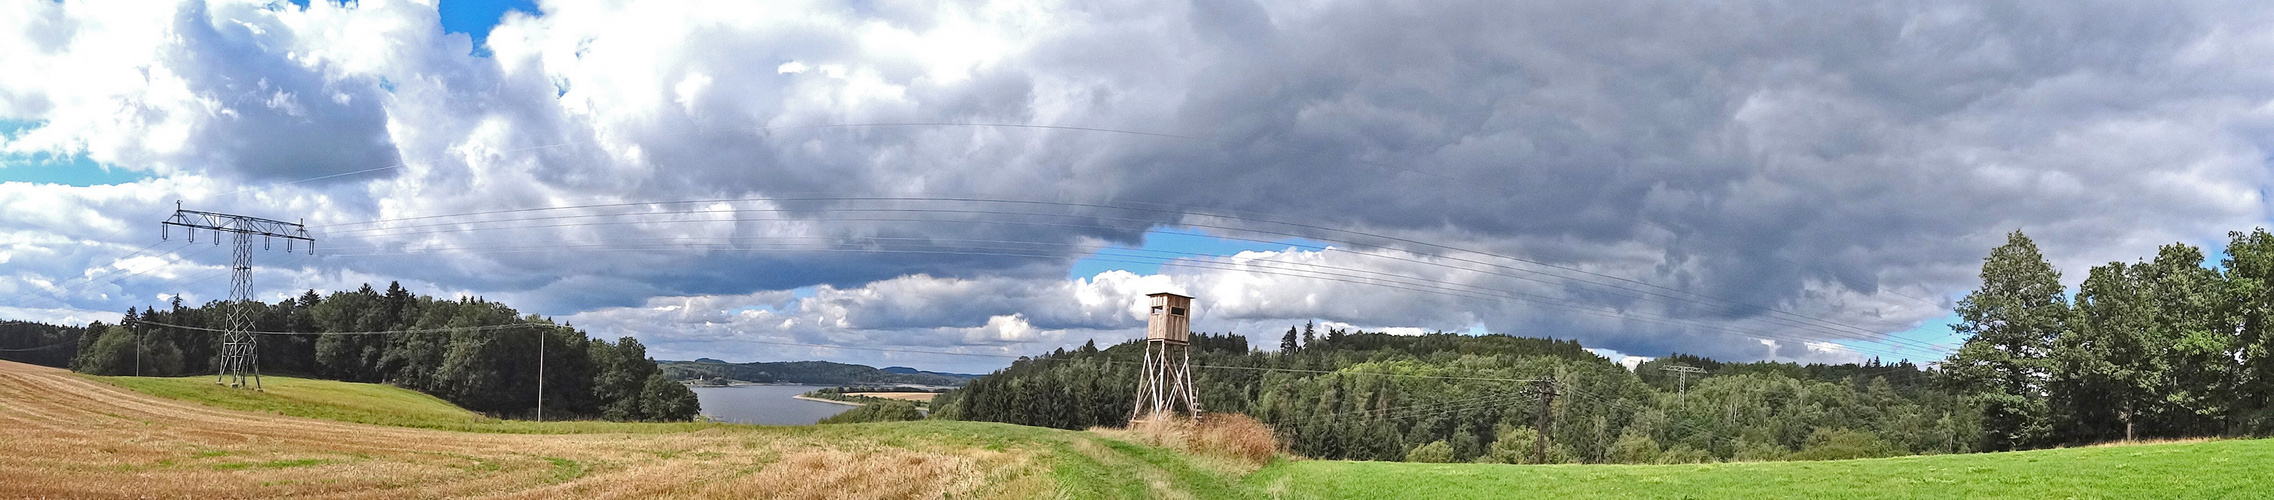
(1106, 412, 1282, 472)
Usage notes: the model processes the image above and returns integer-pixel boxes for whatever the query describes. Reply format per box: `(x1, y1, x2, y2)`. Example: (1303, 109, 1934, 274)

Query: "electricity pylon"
(1660, 364, 1706, 394)
(162, 203, 312, 390)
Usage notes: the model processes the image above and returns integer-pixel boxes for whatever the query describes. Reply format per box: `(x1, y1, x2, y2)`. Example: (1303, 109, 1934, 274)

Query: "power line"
(125, 237, 1934, 363)
(317, 199, 1950, 354)
(324, 195, 1928, 346)
(320, 243, 1940, 358)
(125, 319, 1596, 385)
(321, 236, 1930, 359)
(131, 319, 557, 337)
(20, 122, 1953, 363)
(326, 216, 1953, 358)
(1275, 389, 1529, 431)
(0, 340, 74, 352)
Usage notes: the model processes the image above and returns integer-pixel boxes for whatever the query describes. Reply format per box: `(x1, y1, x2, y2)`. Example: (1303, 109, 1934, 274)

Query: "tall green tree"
(2224, 229, 2274, 433)
(2134, 244, 2229, 437)
(1940, 231, 2067, 450)
(2059, 260, 2159, 442)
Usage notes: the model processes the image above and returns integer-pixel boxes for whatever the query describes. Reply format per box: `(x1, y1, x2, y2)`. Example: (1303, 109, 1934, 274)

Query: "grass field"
(1245, 439, 2271, 499)
(1, 362, 1241, 498)
(16, 361, 2272, 498)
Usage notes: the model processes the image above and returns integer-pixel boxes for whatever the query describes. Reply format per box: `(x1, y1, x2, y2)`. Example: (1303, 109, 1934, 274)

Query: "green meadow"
(96, 374, 2272, 499)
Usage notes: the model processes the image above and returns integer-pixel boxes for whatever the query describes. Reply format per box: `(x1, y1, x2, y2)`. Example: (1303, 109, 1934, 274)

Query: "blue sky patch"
(438, 0, 540, 57)
(1069, 227, 1333, 279)
(0, 120, 151, 186)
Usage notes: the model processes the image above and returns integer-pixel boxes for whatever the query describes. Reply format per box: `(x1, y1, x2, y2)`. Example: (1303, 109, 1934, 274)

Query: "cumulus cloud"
(5, 0, 2274, 370)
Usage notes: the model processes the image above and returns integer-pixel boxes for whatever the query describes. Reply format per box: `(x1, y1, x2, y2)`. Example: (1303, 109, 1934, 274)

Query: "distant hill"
(882, 366, 981, 378)
(659, 359, 976, 386)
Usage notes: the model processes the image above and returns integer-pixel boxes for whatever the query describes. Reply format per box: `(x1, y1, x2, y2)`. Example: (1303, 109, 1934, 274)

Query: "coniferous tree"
(1940, 231, 2067, 450)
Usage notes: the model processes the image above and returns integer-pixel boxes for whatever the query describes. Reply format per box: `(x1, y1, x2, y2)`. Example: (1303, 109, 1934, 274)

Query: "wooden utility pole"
(537, 328, 545, 423)
(1532, 377, 1558, 464)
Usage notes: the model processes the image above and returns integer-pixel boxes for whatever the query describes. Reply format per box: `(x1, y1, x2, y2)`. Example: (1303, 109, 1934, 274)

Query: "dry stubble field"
(0, 360, 1051, 499)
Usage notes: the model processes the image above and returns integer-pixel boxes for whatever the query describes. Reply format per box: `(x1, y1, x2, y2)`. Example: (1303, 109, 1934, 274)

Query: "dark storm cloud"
(8, 0, 2273, 363)
(269, 0, 2274, 356)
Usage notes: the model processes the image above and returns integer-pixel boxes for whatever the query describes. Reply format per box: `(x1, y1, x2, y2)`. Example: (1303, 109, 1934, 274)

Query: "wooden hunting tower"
(1146, 293, 1193, 344)
(1132, 292, 1201, 421)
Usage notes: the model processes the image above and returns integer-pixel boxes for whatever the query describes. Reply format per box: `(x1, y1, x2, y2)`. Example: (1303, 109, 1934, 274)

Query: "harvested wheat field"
(0, 360, 1237, 499)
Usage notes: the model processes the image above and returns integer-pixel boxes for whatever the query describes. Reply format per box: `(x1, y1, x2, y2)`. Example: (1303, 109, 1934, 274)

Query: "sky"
(4, 0, 2272, 373)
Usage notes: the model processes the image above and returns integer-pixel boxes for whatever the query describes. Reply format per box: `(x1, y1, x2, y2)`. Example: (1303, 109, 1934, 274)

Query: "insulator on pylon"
(264, 236, 272, 251)
(286, 239, 294, 252)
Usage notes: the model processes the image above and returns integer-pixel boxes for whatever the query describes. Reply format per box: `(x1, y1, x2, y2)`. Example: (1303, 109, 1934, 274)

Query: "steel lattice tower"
(163, 203, 312, 390)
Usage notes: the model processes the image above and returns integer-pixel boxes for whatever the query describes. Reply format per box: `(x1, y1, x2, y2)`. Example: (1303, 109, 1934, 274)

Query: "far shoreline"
(683, 381, 837, 388)
(791, 395, 865, 407)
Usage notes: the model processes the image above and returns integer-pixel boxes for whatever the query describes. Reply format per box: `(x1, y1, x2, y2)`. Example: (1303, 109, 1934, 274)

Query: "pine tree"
(1281, 326, 1300, 353)
(1940, 231, 2067, 450)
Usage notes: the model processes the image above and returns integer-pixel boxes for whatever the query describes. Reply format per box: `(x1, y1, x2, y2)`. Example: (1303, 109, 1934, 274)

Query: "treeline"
(0, 320, 86, 368)
(1940, 230, 2274, 449)
(933, 327, 1973, 464)
(64, 282, 698, 422)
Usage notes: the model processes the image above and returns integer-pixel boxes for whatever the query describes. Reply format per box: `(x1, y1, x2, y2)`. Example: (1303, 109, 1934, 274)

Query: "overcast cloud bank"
(5, 0, 2272, 372)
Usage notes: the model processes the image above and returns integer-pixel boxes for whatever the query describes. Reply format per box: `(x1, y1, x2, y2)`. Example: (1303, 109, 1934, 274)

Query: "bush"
(639, 373, 701, 420)
(820, 401, 925, 424)
(1196, 413, 1279, 465)
(1485, 425, 1539, 464)
(1730, 438, 1790, 462)
(1406, 440, 1456, 463)
(1788, 428, 1900, 461)
(1608, 430, 1662, 464)
(1121, 412, 1282, 469)
(1655, 444, 1713, 464)
(71, 327, 176, 376)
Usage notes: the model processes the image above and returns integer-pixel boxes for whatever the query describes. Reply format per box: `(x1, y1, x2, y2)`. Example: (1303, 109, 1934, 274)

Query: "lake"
(689, 385, 857, 425)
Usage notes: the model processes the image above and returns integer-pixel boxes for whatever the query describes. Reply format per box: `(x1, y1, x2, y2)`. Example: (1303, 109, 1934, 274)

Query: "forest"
(933, 330, 1966, 464)
(6, 282, 697, 422)
(937, 228, 2274, 463)
(0, 320, 87, 368)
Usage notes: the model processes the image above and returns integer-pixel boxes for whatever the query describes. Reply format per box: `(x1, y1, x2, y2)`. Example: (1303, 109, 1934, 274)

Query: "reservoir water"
(689, 385, 856, 425)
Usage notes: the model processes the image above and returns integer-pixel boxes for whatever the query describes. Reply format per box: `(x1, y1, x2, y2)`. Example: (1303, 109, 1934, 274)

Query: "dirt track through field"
(0, 361, 1021, 499)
